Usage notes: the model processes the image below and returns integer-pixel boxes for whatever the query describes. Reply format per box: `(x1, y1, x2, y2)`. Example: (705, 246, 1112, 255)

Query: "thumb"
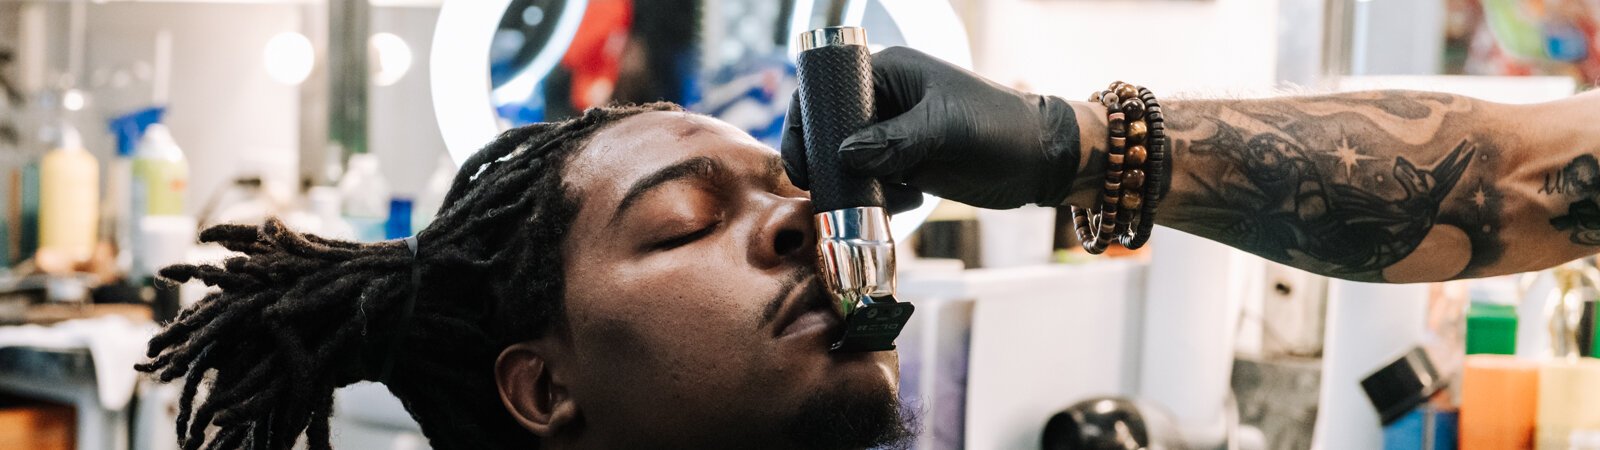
(838, 103, 938, 178)
(778, 95, 810, 189)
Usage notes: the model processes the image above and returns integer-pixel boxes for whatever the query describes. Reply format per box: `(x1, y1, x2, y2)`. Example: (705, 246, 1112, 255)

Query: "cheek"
(561, 240, 777, 390)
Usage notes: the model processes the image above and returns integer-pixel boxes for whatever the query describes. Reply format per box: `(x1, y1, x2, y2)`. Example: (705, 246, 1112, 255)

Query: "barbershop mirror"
(431, 0, 972, 241)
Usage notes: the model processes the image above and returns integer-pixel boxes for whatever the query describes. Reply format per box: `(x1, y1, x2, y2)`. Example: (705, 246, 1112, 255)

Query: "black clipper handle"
(795, 29, 884, 213)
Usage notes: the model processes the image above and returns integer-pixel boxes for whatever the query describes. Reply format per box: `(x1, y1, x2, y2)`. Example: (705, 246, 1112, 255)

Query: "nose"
(748, 195, 816, 270)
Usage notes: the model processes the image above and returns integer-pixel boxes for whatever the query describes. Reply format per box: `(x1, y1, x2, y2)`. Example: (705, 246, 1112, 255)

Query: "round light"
(263, 32, 315, 86)
(62, 89, 86, 111)
(521, 6, 544, 26)
(370, 32, 414, 87)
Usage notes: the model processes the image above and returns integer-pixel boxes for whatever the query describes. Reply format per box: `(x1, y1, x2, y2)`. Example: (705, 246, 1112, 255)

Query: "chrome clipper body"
(794, 27, 913, 353)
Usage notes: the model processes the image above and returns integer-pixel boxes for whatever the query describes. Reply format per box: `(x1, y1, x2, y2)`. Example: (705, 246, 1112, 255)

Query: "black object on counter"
(1580, 299, 1596, 358)
(1361, 347, 1445, 426)
(151, 278, 181, 324)
(1042, 397, 1180, 450)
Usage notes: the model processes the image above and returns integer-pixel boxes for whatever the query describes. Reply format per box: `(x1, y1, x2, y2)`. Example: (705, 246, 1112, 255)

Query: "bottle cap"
(108, 106, 166, 157)
(57, 122, 84, 151)
(139, 124, 181, 158)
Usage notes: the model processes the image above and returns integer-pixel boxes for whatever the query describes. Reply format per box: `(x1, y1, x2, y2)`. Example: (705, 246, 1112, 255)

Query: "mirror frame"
(429, 0, 973, 241)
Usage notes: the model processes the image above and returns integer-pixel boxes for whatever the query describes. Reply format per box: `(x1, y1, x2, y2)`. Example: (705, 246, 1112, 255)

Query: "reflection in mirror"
(486, 0, 907, 146)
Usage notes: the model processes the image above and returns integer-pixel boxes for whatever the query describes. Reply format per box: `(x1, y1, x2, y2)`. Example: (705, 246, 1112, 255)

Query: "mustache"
(760, 269, 817, 327)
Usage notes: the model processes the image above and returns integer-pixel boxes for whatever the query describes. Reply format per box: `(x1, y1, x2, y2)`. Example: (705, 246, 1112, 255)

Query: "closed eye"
(652, 222, 720, 251)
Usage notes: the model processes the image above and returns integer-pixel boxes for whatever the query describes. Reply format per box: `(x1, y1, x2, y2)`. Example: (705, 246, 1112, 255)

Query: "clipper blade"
(829, 296, 914, 353)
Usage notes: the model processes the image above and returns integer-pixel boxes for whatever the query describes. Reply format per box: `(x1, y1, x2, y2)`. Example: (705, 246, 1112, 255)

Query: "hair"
(136, 103, 682, 450)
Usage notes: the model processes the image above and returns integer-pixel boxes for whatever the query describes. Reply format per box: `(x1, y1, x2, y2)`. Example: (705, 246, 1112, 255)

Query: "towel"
(0, 315, 157, 410)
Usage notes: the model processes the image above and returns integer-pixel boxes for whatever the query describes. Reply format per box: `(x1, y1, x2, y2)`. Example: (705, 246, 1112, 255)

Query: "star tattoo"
(1323, 137, 1376, 178)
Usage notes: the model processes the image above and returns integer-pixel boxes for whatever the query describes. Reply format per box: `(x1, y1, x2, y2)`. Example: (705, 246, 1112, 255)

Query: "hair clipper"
(794, 27, 913, 353)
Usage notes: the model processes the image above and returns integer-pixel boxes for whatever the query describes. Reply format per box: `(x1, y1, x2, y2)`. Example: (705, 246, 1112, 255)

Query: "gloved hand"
(781, 46, 1081, 210)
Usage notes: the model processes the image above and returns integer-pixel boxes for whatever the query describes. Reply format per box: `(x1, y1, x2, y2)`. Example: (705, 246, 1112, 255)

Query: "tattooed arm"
(1066, 90, 1600, 282)
(775, 48, 1599, 282)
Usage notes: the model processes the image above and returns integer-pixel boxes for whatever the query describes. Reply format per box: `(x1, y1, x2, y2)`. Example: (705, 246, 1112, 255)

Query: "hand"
(780, 46, 1080, 210)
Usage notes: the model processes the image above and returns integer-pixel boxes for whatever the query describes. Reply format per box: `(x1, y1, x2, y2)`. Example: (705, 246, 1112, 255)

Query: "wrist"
(1036, 95, 1082, 206)
(1062, 100, 1109, 209)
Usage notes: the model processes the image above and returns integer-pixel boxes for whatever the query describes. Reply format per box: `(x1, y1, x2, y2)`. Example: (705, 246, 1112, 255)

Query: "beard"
(782, 378, 917, 449)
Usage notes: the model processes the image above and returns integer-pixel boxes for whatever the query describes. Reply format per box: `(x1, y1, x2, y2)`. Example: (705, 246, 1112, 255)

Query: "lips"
(772, 277, 843, 342)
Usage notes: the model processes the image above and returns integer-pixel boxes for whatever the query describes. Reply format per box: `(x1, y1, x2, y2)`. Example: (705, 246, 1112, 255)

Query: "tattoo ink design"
(1547, 155, 1600, 245)
(1550, 199, 1600, 245)
(1178, 121, 1478, 278)
(1161, 93, 1505, 280)
(1540, 155, 1600, 196)
(1330, 91, 1459, 120)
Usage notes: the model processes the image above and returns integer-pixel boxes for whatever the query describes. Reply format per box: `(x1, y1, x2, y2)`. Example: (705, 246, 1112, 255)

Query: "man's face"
(542, 111, 906, 448)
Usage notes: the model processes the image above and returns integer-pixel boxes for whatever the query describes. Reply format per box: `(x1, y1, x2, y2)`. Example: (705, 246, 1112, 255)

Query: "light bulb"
(370, 32, 414, 87)
(263, 32, 314, 86)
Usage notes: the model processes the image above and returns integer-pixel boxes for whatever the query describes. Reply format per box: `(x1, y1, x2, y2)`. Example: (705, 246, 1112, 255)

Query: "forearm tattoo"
(1161, 91, 1504, 282)
(1545, 155, 1600, 245)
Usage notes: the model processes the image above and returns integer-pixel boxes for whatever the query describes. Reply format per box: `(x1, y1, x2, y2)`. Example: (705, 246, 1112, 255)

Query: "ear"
(496, 342, 579, 437)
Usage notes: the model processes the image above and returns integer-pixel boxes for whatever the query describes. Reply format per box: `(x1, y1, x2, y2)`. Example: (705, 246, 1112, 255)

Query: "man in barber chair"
(138, 47, 1597, 449)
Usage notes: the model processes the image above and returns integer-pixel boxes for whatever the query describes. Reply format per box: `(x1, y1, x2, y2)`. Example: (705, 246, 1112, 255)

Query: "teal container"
(0, 166, 8, 267)
(19, 162, 39, 259)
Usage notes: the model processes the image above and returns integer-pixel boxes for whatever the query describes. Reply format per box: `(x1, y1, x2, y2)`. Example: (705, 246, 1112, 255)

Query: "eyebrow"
(610, 156, 724, 226)
(762, 154, 785, 188)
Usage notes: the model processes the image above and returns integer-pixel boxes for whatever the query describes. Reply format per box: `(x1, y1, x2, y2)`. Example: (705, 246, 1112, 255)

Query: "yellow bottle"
(1536, 358, 1600, 449)
(132, 124, 187, 215)
(39, 125, 100, 263)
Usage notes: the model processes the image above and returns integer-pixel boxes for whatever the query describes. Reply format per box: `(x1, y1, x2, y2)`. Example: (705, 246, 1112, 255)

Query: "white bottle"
(338, 153, 390, 241)
(412, 154, 455, 231)
(39, 124, 99, 263)
(285, 186, 356, 241)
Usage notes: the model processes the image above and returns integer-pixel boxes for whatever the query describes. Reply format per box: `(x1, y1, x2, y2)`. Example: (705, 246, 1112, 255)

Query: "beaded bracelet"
(1070, 89, 1127, 254)
(1071, 81, 1166, 254)
(1123, 86, 1167, 249)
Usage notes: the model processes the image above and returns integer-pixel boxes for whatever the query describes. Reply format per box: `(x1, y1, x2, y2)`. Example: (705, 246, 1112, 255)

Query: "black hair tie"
(374, 236, 420, 384)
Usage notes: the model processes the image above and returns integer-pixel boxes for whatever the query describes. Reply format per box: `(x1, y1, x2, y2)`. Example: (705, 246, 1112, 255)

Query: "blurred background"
(0, 0, 1597, 449)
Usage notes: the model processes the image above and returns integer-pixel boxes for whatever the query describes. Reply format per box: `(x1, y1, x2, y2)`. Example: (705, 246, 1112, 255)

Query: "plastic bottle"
(133, 123, 188, 215)
(0, 164, 8, 268)
(386, 198, 413, 240)
(208, 177, 275, 227)
(338, 153, 391, 242)
(412, 154, 455, 231)
(19, 162, 40, 261)
(38, 124, 99, 263)
(107, 106, 165, 277)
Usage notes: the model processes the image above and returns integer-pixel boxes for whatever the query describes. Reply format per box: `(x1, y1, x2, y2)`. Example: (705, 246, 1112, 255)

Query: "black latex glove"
(781, 46, 1080, 210)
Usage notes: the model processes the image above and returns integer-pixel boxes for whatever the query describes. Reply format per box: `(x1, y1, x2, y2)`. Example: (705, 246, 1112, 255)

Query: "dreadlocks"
(137, 103, 682, 450)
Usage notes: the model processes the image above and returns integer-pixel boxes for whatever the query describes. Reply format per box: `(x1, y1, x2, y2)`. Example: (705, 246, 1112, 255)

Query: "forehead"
(564, 111, 778, 201)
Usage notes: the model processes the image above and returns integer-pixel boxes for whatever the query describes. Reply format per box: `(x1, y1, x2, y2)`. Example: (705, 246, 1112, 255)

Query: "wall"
(86, 2, 304, 218)
(371, 5, 450, 198)
(1353, 0, 1445, 76)
(76, 2, 447, 212)
(962, 0, 1282, 98)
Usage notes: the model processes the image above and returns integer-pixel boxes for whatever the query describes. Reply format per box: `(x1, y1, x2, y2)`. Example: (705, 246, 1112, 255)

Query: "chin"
(784, 352, 916, 450)
(827, 349, 900, 391)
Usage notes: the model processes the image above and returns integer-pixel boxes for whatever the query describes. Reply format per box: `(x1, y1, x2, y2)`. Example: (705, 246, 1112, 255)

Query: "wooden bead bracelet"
(1071, 81, 1166, 254)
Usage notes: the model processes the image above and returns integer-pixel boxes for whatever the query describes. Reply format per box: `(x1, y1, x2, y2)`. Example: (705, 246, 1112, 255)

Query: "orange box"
(1461, 354, 1539, 450)
(0, 396, 74, 450)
